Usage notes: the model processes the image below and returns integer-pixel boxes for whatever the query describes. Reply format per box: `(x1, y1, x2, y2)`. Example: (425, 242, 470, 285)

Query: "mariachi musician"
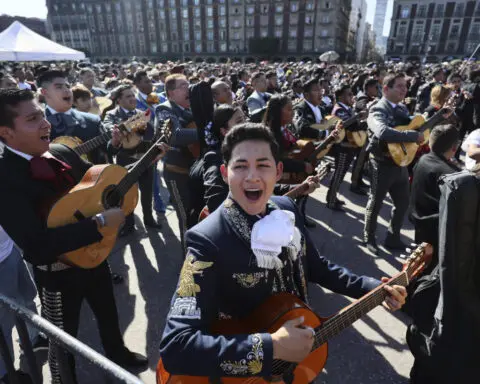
(0, 89, 169, 382)
(155, 74, 198, 248)
(325, 84, 367, 211)
(104, 84, 162, 235)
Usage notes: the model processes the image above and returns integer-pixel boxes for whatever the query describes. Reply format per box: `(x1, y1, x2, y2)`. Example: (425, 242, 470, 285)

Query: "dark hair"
(429, 124, 459, 154)
(79, 68, 94, 76)
(266, 71, 277, 79)
(111, 84, 134, 103)
(383, 72, 406, 88)
(221, 123, 279, 165)
(363, 78, 378, 93)
(432, 66, 444, 78)
(133, 70, 149, 84)
(468, 68, 480, 83)
(292, 79, 303, 89)
(165, 74, 187, 96)
(334, 84, 352, 100)
(262, 94, 291, 153)
(303, 78, 319, 94)
(211, 104, 238, 144)
(0, 89, 35, 134)
(71, 84, 93, 101)
(251, 72, 265, 83)
(37, 70, 66, 88)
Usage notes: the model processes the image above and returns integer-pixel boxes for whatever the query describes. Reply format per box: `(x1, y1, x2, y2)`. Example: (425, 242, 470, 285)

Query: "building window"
(325, 2, 331, 9)
(219, 6, 225, 16)
(305, 28, 313, 37)
(275, 15, 282, 25)
(233, 19, 240, 28)
(306, 1, 314, 11)
(321, 29, 328, 37)
(182, 9, 188, 18)
(450, 24, 460, 38)
(219, 18, 226, 27)
(151, 43, 157, 53)
(182, 0, 188, 6)
(207, 30, 213, 40)
(234, 31, 240, 40)
(207, 42, 214, 52)
(220, 29, 226, 39)
(172, 43, 178, 52)
(171, 9, 177, 19)
(398, 26, 406, 36)
(195, 42, 202, 52)
(159, 10, 165, 19)
(289, 29, 297, 38)
(275, 29, 282, 38)
(207, 7, 213, 17)
(195, 31, 201, 40)
(401, 7, 409, 19)
(305, 15, 313, 25)
(194, 8, 200, 17)
(261, 29, 268, 37)
(417, 5, 426, 18)
(262, 5, 269, 14)
(304, 39, 313, 51)
(291, 2, 298, 12)
(184, 43, 190, 52)
(247, 6, 254, 14)
(207, 19, 213, 28)
(220, 42, 227, 52)
(169, 0, 176, 6)
(247, 29, 254, 38)
(275, 4, 283, 13)
(435, 4, 444, 18)
(454, 3, 464, 17)
(194, 19, 201, 29)
(247, 18, 253, 26)
(288, 40, 296, 51)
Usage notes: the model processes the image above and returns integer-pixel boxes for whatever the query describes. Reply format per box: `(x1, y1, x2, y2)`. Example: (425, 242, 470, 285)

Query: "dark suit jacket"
(155, 100, 197, 169)
(160, 196, 380, 377)
(293, 100, 325, 140)
(46, 108, 108, 164)
(409, 152, 461, 245)
(0, 144, 102, 266)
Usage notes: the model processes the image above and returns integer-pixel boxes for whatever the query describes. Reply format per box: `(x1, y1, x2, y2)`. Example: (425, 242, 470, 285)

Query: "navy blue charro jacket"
(160, 196, 380, 378)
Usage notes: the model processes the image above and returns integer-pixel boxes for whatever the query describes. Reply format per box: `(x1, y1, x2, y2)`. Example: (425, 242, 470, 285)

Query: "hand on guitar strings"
(271, 316, 315, 363)
(153, 142, 171, 163)
(332, 121, 344, 139)
(304, 162, 314, 175)
(302, 175, 321, 196)
(380, 277, 407, 312)
(111, 125, 131, 148)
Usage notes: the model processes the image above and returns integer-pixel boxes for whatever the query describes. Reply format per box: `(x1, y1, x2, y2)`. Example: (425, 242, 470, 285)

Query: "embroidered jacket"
(160, 196, 380, 378)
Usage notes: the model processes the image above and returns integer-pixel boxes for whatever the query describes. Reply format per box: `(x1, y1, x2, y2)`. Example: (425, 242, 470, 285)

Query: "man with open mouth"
(159, 123, 407, 380)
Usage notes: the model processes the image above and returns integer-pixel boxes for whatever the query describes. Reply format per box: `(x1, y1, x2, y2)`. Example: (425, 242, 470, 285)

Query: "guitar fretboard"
(313, 272, 408, 347)
(74, 131, 112, 156)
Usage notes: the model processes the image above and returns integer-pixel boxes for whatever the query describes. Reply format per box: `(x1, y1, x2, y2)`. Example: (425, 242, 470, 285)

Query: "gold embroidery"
(220, 334, 264, 375)
(218, 312, 233, 320)
(177, 254, 214, 297)
(233, 272, 264, 288)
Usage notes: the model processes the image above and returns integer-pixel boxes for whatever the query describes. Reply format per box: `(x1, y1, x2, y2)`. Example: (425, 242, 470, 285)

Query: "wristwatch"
(94, 213, 106, 228)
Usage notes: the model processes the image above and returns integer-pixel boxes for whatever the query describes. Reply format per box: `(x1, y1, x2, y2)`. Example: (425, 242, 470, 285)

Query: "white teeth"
(245, 189, 260, 191)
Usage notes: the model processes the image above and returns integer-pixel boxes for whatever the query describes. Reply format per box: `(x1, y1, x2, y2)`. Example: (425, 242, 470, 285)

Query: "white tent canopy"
(0, 21, 85, 61)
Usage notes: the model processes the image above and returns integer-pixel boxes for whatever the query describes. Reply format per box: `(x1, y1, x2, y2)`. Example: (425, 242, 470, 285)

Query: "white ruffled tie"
(251, 210, 302, 269)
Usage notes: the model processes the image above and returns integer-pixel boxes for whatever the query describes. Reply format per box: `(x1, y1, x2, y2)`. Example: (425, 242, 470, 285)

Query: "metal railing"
(0, 294, 144, 384)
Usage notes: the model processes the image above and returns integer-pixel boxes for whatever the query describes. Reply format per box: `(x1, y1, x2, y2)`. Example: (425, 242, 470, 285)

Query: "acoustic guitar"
(387, 94, 458, 167)
(198, 164, 331, 222)
(156, 243, 433, 384)
(51, 110, 152, 159)
(47, 120, 173, 269)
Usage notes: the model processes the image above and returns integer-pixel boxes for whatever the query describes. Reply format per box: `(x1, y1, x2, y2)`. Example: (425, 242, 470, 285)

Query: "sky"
(2, 0, 393, 37)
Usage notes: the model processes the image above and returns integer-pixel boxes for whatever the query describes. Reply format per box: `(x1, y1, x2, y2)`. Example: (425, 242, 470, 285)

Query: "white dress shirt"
(0, 226, 14, 264)
(46, 106, 73, 116)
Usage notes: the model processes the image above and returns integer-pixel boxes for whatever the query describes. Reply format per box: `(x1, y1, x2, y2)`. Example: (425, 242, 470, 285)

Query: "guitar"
(198, 164, 332, 222)
(387, 94, 459, 167)
(51, 110, 152, 158)
(46, 120, 173, 269)
(156, 243, 433, 384)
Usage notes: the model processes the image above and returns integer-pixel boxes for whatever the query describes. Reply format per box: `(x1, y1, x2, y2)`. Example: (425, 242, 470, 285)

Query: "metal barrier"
(0, 294, 144, 384)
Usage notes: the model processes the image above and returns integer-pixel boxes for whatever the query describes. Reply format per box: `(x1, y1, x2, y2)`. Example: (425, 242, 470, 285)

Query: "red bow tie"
(30, 153, 74, 188)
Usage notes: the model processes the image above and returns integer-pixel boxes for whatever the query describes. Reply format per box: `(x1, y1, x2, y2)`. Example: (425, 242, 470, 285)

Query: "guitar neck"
(421, 108, 449, 132)
(74, 131, 112, 156)
(313, 272, 408, 346)
(109, 135, 165, 203)
(284, 183, 309, 200)
(307, 136, 336, 162)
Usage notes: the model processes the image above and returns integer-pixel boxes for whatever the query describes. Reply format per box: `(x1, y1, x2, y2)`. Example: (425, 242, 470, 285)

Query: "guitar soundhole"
(102, 185, 124, 209)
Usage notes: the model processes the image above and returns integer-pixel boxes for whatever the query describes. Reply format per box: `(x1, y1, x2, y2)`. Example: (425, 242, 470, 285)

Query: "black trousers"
(117, 155, 155, 227)
(326, 146, 356, 206)
(164, 169, 191, 252)
(363, 157, 410, 242)
(34, 262, 126, 383)
(351, 142, 369, 188)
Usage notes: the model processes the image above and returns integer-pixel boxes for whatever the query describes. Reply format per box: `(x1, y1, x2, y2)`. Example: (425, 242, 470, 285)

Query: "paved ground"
(21, 165, 415, 383)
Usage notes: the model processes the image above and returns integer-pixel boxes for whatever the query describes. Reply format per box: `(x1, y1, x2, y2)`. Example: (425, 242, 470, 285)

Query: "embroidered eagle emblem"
(177, 254, 213, 298)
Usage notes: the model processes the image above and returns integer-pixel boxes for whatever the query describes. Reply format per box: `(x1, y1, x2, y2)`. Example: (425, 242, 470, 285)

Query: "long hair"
(262, 94, 291, 152)
(189, 81, 215, 152)
(430, 85, 451, 109)
(207, 105, 238, 148)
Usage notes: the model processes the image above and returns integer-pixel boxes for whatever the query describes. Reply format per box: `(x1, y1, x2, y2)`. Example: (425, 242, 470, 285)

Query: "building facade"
(373, 0, 389, 51)
(0, 15, 48, 37)
(386, 0, 480, 62)
(46, 0, 353, 62)
(347, 0, 368, 62)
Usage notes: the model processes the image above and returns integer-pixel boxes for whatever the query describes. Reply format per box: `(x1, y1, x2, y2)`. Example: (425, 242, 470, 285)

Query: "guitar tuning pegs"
(399, 254, 406, 259)
(406, 248, 412, 254)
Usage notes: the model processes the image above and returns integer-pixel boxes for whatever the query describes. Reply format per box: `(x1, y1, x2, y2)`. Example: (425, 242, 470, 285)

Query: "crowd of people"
(0, 57, 479, 384)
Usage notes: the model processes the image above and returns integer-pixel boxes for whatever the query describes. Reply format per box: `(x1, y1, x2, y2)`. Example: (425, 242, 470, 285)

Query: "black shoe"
(112, 273, 124, 285)
(327, 202, 344, 212)
(384, 238, 407, 251)
(111, 351, 148, 370)
(119, 225, 135, 237)
(364, 239, 378, 255)
(335, 198, 346, 206)
(350, 186, 368, 196)
(144, 217, 162, 229)
(32, 334, 49, 352)
(304, 216, 317, 228)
